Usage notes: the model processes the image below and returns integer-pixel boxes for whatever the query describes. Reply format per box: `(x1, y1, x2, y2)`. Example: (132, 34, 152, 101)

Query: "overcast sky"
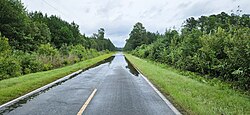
(22, 0, 250, 47)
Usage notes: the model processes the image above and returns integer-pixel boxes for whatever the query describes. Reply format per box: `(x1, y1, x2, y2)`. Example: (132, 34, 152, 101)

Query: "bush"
(0, 35, 21, 80)
(69, 44, 86, 60)
(23, 54, 43, 74)
(37, 43, 59, 56)
(0, 56, 21, 80)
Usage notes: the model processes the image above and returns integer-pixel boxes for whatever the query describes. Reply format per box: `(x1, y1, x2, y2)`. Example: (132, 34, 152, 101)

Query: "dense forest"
(125, 12, 250, 90)
(0, 0, 116, 80)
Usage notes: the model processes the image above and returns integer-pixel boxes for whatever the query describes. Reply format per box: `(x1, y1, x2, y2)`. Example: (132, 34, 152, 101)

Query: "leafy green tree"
(184, 17, 198, 31)
(124, 22, 147, 51)
(97, 28, 105, 39)
(89, 28, 116, 51)
(0, 0, 32, 51)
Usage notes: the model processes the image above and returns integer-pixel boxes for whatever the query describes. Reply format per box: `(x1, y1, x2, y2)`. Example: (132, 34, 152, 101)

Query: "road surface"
(0, 53, 177, 115)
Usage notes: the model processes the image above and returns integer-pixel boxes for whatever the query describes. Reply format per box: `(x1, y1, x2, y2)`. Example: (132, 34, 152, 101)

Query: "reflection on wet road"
(0, 53, 175, 115)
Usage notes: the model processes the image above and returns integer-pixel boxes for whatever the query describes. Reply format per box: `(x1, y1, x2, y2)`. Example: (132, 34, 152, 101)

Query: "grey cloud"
(181, 1, 212, 18)
(178, 1, 192, 8)
(96, 1, 122, 16)
(84, 8, 90, 13)
(140, 2, 168, 19)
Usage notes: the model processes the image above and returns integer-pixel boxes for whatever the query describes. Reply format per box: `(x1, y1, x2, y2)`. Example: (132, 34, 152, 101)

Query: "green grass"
(0, 53, 114, 105)
(125, 54, 250, 115)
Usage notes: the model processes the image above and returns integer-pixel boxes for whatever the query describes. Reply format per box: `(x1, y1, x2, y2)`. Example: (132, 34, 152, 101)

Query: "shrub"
(37, 43, 59, 56)
(0, 35, 21, 79)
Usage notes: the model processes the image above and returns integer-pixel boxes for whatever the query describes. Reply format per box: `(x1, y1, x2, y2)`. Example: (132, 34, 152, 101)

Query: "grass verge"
(125, 54, 250, 115)
(0, 53, 114, 105)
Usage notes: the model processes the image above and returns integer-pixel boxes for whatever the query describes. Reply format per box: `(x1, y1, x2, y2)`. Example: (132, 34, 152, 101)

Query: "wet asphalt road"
(0, 53, 176, 115)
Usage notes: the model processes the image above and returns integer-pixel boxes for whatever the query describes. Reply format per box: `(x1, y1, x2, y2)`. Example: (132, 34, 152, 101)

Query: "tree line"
(124, 12, 250, 90)
(0, 0, 116, 80)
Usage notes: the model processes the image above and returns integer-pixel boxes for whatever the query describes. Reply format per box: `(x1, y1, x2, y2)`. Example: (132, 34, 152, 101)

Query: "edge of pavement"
(0, 70, 83, 109)
(124, 54, 182, 115)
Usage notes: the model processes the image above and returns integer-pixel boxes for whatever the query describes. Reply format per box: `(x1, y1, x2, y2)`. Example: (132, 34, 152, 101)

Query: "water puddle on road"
(125, 57, 140, 76)
(0, 56, 115, 114)
(109, 53, 140, 77)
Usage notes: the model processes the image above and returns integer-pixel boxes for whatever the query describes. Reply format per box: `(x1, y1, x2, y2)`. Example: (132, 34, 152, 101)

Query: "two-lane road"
(0, 53, 178, 115)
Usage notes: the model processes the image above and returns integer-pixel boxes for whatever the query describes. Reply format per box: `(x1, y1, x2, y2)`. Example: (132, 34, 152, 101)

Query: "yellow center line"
(77, 88, 97, 115)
